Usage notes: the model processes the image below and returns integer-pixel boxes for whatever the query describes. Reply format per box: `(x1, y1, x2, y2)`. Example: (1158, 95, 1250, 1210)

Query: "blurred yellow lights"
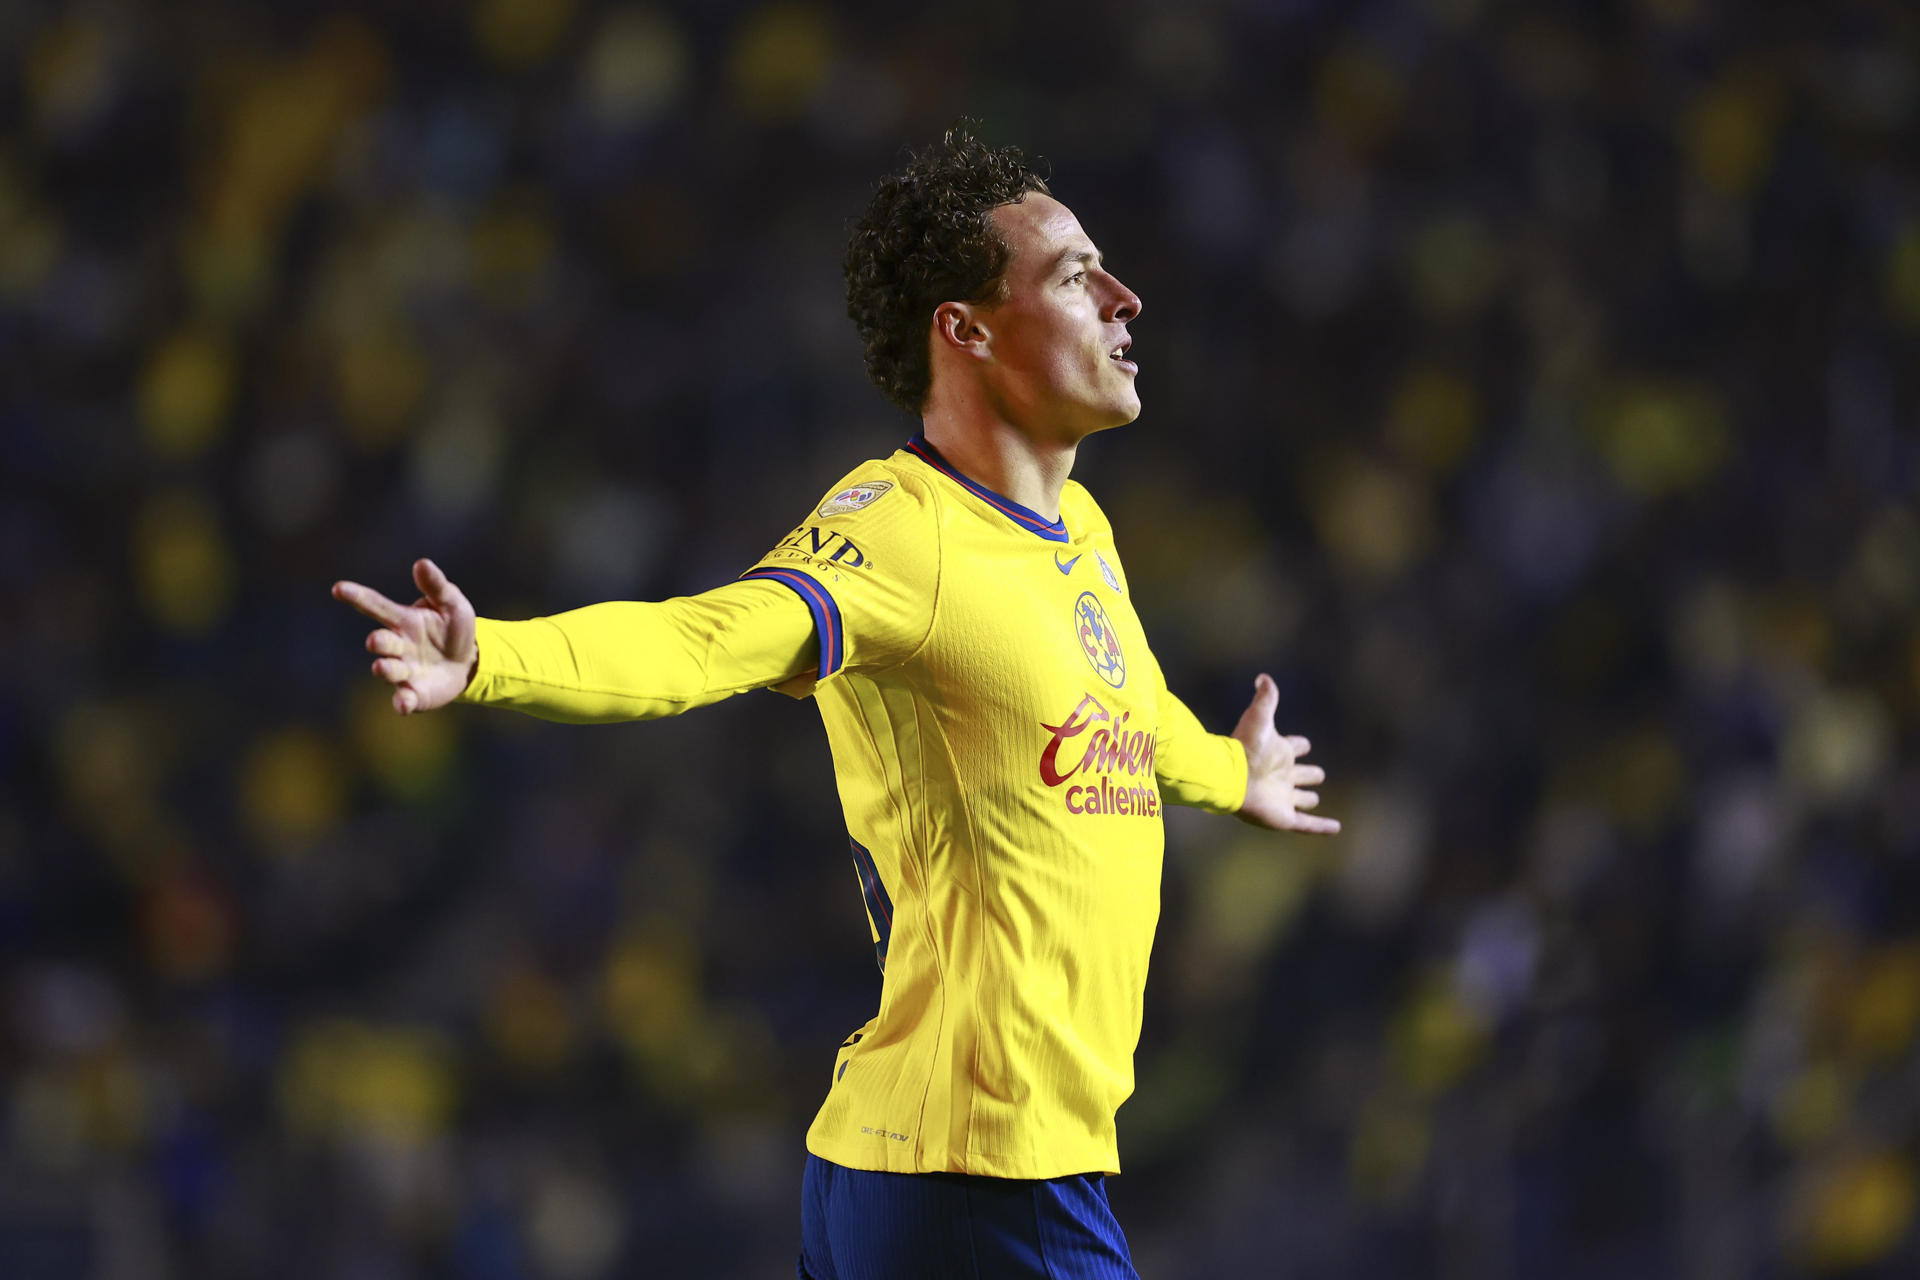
(1604, 728, 1686, 836)
(1672, 579, 1747, 685)
(1197, 834, 1320, 959)
(1846, 944, 1920, 1066)
(183, 225, 274, 320)
(1911, 630, 1920, 706)
(475, 0, 578, 69)
(1888, 222, 1920, 330)
(1388, 367, 1480, 475)
(728, 4, 834, 122)
(55, 701, 167, 858)
(604, 928, 698, 1057)
(1849, 507, 1920, 613)
(1593, 378, 1731, 497)
(584, 7, 690, 127)
(1685, 73, 1781, 197)
(1389, 976, 1487, 1098)
(1753, 590, 1831, 677)
(239, 726, 347, 853)
(1349, 1090, 1431, 1204)
(1784, 689, 1893, 807)
(1308, 456, 1433, 581)
(1408, 215, 1503, 317)
(134, 490, 236, 634)
(1499, 23, 1591, 106)
(350, 683, 460, 802)
(0, 188, 62, 300)
(468, 203, 556, 308)
(1795, 1152, 1918, 1272)
(1314, 48, 1404, 155)
(1637, 0, 1701, 24)
(488, 966, 577, 1073)
(1424, 0, 1485, 27)
(336, 329, 428, 450)
(139, 328, 236, 458)
(26, 18, 113, 135)
(12, 1056, 152, 1168)
(281, 1020, 458, 1144)
(1771, 1060, 1847, 1151)
(204, 20, 389, 242)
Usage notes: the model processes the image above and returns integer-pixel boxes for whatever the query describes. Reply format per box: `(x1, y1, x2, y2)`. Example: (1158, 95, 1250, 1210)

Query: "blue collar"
(903, 435, 1071, 543)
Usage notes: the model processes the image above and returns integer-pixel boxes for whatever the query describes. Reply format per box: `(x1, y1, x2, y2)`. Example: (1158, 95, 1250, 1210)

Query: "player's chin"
(1110, 365, 1141, 419)
(1081, 402, 1138, 436)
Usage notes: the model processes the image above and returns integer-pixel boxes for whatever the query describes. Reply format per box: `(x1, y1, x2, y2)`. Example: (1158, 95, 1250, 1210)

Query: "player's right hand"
(331, 558, 478, 715)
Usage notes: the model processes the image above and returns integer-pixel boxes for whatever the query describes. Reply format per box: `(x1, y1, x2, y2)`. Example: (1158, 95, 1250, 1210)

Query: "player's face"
(977, 194, 1142, 440)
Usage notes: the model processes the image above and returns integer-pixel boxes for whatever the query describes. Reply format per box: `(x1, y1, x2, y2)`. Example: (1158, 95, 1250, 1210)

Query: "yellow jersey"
(460, 434, 1247, 1178)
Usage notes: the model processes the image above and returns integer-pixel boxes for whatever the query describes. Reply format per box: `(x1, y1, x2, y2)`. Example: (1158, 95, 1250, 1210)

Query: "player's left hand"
(1232, 673, 1339, 835)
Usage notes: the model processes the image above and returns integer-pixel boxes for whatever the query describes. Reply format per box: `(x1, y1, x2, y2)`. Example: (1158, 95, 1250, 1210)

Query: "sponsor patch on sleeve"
(817, 480, 894, 518)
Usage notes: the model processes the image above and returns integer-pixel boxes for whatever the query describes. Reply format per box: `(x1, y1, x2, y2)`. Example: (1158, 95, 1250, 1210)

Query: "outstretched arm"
(332, 559, 817, 722)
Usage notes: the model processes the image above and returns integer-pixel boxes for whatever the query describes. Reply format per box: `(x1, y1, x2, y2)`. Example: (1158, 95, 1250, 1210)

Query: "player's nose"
(1105, 274, 1142, 324)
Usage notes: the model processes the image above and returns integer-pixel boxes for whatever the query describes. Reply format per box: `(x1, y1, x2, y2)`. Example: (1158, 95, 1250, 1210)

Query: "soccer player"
(333, 126, 1337, 1279)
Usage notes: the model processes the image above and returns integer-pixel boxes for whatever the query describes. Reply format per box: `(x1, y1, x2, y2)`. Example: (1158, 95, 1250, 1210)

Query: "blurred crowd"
(2, 0, 1918, 1276)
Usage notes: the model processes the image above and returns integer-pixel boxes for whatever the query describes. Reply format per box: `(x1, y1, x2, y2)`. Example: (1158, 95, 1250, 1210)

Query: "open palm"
(331, 558, 478, 714)
(1231, 673, 1340, 835)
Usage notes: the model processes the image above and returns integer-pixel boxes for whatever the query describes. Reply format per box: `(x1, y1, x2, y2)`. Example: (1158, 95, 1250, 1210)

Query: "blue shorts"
(797, 1153, 1140, 1280)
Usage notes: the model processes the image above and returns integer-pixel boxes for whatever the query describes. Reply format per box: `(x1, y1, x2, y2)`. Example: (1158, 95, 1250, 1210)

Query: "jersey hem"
(804, 1131, 1119, 1181)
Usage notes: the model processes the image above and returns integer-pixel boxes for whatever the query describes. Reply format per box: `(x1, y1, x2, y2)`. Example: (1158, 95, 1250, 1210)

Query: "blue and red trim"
(904, 434, 1071, 543)
(848, 837, 894, 974)
(740, 567, 844, 679)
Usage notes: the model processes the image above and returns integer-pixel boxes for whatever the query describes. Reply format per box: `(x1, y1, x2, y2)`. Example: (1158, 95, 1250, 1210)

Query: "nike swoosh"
(1054, 552, 1082, 575)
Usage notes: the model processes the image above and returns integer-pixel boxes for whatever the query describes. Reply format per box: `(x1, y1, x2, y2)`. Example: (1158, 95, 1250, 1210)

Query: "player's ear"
(932, 301, 991, 359)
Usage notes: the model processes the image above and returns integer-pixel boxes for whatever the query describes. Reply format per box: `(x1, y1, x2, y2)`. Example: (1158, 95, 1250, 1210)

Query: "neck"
(918, 415, 1078, 523)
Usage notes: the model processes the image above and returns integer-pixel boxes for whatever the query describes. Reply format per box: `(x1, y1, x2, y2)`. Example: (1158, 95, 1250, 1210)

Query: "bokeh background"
(4, 0, 1919, 1275)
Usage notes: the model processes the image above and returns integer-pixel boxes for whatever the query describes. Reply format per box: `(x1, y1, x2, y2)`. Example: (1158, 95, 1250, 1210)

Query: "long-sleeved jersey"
(460, 435, 1247, 1178)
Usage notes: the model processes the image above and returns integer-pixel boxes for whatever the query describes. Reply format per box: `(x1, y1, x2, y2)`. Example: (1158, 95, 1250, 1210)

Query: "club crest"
(818, 480, 894, 518)
(1074, 591, 1126, 688)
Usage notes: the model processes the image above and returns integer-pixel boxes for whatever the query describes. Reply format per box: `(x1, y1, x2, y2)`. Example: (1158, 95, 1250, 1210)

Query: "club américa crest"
(1074, 591, 1126, 688)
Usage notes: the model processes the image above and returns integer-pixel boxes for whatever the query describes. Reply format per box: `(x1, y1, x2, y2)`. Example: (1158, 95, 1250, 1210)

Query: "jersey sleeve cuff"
(1224, 734, 1249, 813)
(739, 567, 845, 680)
(455, 617, 504, 704)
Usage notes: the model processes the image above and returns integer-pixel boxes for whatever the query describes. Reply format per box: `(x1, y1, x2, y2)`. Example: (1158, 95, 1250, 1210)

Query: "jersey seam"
(840, 679, 926, 1112)
(853, 459, 942, 678)
(909, 667, 994, 1168)
(914, 469, 944, 664)
(477, 669, 771, 704)
(849, 680, 947, 1172)
(902, 686, 948, 1168)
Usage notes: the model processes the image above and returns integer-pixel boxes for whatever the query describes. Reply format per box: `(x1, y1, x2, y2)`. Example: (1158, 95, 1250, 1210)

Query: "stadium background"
(3, 0, 1918, 1275)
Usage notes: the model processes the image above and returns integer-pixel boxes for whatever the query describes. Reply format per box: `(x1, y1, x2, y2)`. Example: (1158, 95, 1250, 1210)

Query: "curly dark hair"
(844, 123, 1051, 415)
